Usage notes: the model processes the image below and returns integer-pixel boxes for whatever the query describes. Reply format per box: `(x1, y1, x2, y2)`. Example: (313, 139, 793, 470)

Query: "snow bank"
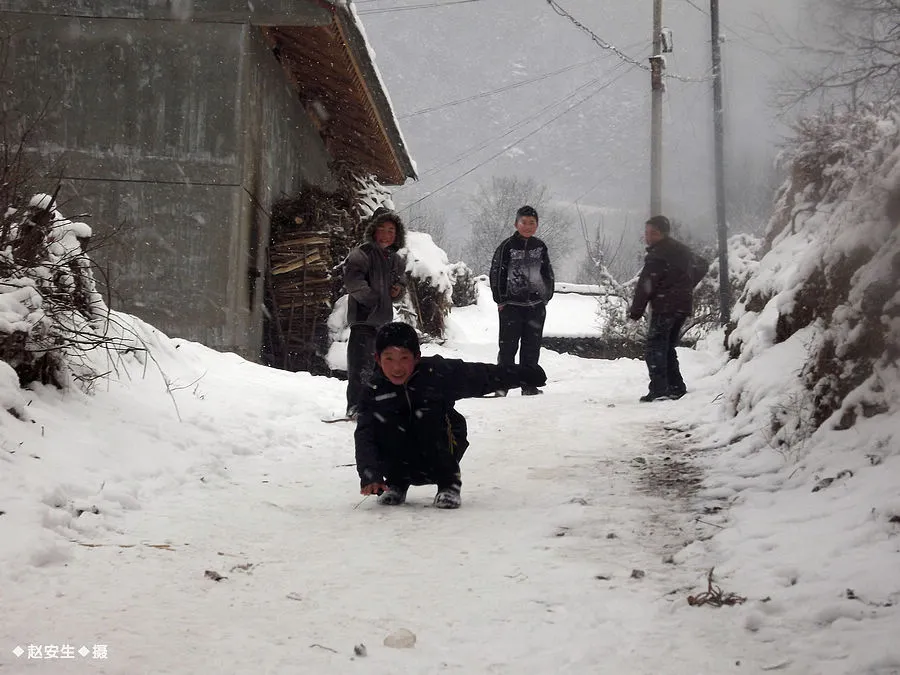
(678, 105, 900, 673)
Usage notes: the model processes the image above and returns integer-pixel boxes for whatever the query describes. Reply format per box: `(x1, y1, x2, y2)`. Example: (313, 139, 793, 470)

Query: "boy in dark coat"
(355, 322, 547, 509)
(488, 205, 555, 396)
(629, 215, 710, 402)
(342, 210, 407, 418)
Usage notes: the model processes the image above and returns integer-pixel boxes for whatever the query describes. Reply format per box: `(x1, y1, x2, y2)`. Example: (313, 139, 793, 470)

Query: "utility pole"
(650, 0, 664, 216)
(710, 0, 731, 324)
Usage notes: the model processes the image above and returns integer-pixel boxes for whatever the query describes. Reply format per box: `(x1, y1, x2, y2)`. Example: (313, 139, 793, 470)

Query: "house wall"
(237, 25, 337, 358)
(1, 10, 334, 358)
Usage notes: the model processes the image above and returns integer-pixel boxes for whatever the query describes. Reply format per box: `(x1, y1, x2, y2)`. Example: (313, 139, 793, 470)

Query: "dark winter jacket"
(629, 237, 710, 318)
(489, 232, 555, 307)
(355, 356, 547, 488)
(344, 213, 408, 328)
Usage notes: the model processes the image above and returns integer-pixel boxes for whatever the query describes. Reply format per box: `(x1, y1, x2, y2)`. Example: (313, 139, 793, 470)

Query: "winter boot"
(434, 488, 461, 509)
(639, 392, 671, 403)
(378, 485, 408, 506)
(521, 386, 543, 396)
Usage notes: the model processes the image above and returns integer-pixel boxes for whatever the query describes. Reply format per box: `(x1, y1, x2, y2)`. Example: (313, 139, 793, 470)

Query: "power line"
(399, 38, 644, 124)
(357, 0, 482, 15)
(399, 56, 603, 120)
(546, 0, 710, 83)
(680, 0, 749, 41)
(401, 64, 624, 185)
(397, 46, 647, 185)
(399, 63, 642, 212)
(678, 0, 784, 64)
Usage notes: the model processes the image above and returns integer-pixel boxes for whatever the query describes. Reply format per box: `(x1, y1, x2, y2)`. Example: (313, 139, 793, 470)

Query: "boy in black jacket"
(489, 205, 555, 396)
(629, 215, 710, 402)
(355, 322, 547, 509)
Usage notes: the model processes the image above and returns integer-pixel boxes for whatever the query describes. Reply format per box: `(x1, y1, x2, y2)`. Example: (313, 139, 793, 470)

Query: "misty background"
(357, 0, 806, 280)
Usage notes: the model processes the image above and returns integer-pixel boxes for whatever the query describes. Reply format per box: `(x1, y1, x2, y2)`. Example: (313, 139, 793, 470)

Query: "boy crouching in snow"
(355, 322, 546, 509)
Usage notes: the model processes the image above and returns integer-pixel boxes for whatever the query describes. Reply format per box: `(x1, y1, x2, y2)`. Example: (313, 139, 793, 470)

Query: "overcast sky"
(358, 0, 805, 255)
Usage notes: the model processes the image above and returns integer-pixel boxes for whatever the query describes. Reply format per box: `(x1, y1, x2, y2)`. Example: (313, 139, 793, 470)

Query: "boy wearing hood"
(342, 210, 407, 418)
(356, 322, 547, 509)
(489, 205, 555, 396)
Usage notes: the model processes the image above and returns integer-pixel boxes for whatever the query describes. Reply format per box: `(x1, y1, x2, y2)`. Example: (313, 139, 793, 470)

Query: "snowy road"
(0, 331, 791, 674)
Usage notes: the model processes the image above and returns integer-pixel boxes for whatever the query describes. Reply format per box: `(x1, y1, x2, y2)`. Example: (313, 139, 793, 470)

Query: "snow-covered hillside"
(671, 106, 900, 675)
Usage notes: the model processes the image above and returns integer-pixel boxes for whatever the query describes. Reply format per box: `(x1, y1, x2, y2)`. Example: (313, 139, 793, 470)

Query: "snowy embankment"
(673, 109, 900, 675)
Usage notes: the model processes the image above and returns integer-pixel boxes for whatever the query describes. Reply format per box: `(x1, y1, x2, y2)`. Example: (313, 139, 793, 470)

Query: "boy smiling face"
(376, 346, 419, 385)
(515, 215, 538, 238)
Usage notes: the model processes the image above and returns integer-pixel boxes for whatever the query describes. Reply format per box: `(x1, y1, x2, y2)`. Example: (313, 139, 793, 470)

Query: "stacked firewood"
(266, 187, 357, 373)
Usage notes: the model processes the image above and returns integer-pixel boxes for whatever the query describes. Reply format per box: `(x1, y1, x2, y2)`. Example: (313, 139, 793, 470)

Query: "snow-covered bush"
(0, 194, 118, 392)
(395, 231, 453, 338)
(448, 261, 477, 308)
(727, 103, 900, 445)
(685, 233, 763, 343)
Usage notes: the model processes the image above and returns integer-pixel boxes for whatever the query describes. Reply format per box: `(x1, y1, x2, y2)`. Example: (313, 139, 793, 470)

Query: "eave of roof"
(263, 2, 416, 186)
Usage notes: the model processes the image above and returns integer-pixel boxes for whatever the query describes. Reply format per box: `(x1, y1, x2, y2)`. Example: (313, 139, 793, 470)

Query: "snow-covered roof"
(262, 2, 416, 186)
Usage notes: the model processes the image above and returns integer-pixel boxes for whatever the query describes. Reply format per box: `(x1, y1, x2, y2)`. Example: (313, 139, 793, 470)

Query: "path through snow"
(1, 335, 788, 673)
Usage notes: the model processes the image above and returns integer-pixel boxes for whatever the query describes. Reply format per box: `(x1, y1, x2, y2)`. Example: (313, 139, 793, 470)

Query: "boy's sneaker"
(639, 392, 671, 403)
(521, 386, 543, 396)
(378, 485, 408, 506)
(434, 488, 461, 509)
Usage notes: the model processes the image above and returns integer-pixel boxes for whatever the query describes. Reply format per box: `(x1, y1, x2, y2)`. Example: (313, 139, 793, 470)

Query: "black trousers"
(497, 303, 546, 368)
(645, 313, 687, 396)
(384, 413, 468, 492)
(346, 324, 377, 414)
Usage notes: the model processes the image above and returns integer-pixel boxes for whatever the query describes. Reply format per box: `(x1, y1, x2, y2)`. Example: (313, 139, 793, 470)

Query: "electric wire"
(398, 62, 642, 212)
(546, 0, 710, 83)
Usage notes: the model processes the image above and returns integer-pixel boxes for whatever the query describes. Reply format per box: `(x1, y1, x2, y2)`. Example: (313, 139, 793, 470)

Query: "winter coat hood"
(364, 211, 406, 251)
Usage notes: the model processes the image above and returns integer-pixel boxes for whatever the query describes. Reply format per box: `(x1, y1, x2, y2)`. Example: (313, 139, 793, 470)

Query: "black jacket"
(629, 237, 710, 318)
(489, 232, 555, 306)
(355, 356, 546, 488)
(343, 213, 407, 328)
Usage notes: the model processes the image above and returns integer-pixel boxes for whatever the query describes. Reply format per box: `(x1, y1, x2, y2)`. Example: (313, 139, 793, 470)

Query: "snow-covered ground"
(1, 304, 897, 673)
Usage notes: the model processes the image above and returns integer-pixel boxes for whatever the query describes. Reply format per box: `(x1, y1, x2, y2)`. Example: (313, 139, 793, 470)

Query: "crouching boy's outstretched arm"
(354, 390, 386, 495)
(432, 357, 547, 400)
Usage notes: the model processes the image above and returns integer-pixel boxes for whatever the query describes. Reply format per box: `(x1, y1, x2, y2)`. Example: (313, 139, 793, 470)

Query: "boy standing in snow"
(342, 210, 407, 419)
(355, 322, 546, 509)
(628, 215, 710, 402)
(488, 205, 555, 396)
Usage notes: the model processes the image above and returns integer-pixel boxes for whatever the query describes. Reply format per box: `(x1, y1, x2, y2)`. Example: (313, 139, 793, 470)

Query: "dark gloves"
(518, 364, 547, 388)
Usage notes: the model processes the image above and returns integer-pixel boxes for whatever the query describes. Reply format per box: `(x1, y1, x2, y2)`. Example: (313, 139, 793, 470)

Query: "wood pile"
(264, 186, 357, 374)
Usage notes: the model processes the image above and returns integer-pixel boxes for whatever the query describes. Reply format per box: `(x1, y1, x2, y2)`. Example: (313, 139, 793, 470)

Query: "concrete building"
(0, 0, 415, 359)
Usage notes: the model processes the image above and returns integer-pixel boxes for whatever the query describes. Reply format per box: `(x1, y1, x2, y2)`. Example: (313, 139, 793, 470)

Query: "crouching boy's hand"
(518, 364, 547, 388)
(361, 482, 388, 496)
